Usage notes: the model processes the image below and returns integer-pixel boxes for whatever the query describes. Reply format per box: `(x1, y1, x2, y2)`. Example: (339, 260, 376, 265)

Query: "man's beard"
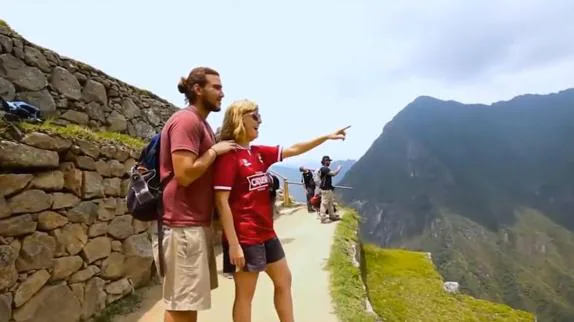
(203, 97, 221, 112)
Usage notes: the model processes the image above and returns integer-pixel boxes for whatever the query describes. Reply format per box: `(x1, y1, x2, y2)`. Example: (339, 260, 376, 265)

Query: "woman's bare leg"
(233, 271, 259, 322)
(265, 258, 293, 322)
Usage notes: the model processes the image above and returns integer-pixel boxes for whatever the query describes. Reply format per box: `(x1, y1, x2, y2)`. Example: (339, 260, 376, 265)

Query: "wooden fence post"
(283, 178, 291, 206)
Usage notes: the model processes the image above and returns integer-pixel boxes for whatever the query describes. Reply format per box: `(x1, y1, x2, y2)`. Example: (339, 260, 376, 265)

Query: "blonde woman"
(213, 99, 350, 322)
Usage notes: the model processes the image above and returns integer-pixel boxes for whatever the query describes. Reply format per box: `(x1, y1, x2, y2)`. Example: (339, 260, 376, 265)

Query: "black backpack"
(302, 171, 315, 188)
(126, 132, 171, 277)
(126, 133, 166, 221)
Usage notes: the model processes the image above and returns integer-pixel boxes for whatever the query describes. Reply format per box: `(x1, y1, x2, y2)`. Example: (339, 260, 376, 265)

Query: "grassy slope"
(1, 119, 145, 149)
(328, 209, 536, 322)
(365, 246, 535, 321)
(407, 208, 574, 322)
(327, 210, 377, 322)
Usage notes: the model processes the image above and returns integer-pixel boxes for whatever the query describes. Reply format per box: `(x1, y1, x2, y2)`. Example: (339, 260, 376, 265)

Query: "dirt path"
(114, 206, 340, 322)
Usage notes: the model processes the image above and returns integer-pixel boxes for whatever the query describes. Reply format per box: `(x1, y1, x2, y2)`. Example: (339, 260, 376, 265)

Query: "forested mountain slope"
(339, 88, 574, 321)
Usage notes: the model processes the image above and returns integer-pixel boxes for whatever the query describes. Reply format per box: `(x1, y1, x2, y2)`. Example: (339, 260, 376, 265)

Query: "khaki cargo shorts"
(151, 225, 218, 311)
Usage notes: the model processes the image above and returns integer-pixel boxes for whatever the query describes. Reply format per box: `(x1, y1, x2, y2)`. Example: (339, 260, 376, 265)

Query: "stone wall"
(0, 127, 154, 322)
(0, 23, 178, 139)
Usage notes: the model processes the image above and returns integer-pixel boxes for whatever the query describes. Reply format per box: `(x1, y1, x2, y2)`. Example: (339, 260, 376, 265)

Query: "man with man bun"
(152, 67, 238, 322)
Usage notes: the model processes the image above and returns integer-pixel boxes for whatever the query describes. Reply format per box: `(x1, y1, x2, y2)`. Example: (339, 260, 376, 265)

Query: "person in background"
(213, 99, 350, 322)
(152, 67, 238, 322)
(299, 166, 316, 213)
(318, 155, 342, 223)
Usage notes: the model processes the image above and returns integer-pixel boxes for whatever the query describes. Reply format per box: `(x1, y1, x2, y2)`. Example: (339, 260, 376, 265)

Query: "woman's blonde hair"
(219, 99, 259, 142)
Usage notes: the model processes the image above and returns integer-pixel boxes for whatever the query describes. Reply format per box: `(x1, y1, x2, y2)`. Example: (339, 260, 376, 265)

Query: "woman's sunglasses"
(246, 112, 261, 123)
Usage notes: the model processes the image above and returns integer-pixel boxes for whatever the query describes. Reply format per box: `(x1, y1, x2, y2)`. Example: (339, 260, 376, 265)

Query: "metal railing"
(268, 169, 353, 206)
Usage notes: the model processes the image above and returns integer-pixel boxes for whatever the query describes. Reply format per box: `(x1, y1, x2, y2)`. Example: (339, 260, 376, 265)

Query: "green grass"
(17, 120, 145, 149)
(327, 208, 536, 321)
(399, 208, 574, 321)
(0, 19, 9, 29)
(327, 209, 378, 322)
(364, 245, 536, 321)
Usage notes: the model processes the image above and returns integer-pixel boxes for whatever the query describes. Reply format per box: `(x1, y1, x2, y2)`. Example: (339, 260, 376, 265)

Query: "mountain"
(338, 88, 574, 322)
(330, 159, 356, 185)
(270, 159, 356, 202)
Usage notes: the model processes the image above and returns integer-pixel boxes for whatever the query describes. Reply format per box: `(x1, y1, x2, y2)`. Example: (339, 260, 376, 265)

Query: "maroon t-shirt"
(160, 107, 216, 227)
(213, 145, 283, 245)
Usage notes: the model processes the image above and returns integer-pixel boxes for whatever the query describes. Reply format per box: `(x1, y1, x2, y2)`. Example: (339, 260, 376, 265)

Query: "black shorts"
(222, 237, 285, 274)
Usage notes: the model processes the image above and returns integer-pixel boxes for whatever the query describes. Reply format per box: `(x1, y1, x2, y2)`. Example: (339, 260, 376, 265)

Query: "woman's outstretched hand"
(327, 125, 351, 140)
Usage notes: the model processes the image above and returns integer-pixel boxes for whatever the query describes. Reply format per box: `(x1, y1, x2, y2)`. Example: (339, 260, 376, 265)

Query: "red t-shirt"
(213, 145, 283, 245)
(160, 107, 216, 227)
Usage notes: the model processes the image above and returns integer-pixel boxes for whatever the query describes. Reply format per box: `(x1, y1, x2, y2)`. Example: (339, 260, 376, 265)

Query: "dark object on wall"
(0, 97, 43, 123)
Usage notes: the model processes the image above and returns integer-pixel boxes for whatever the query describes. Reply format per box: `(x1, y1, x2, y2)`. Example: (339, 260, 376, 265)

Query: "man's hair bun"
(177, 77, 187, 94)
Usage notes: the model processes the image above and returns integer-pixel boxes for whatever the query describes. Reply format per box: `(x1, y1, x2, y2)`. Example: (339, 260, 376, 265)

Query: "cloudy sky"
(3, 0, 574, 166)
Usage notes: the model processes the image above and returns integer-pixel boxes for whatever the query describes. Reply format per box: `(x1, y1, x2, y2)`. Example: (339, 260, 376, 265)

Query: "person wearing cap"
(299, 166, 316, 212)
(318, 155, 342, 223)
